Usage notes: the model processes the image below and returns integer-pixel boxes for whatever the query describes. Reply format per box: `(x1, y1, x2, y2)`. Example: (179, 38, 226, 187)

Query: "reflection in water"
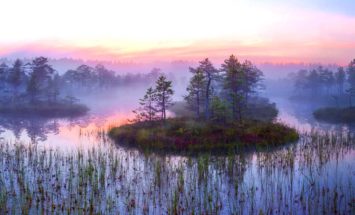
(0, 129, 354, 214)
(274, 97, 355, 132)
(0, 115, 60, 143)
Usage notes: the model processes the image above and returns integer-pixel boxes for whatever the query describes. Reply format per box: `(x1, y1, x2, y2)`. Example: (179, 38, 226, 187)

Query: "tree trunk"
(196, 91, 200, 119)
(205, 75, 211, 120)
(162, 92, 166, 120)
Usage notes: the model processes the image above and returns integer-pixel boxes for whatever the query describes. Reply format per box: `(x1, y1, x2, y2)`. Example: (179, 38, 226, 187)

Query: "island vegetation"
(288, 59, 355, 123)
(109, 55, 299, 153)
(313, 107, 355, 123)
(0, 57, 89, 117)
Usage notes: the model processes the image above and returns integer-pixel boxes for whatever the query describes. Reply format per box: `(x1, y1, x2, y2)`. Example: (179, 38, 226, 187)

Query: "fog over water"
(0, 61, 354, 214)
(0, 73, 353, 148)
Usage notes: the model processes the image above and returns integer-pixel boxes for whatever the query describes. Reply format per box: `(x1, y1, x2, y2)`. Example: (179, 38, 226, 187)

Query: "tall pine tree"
(185, 67, 205, 119)
(154, 75, 174, 120)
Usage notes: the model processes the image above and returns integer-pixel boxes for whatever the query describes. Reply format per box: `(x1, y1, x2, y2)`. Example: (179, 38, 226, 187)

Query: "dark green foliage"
(335, 67, 346, 96)
(9, 59, 24, 98)
(185, 67, 206, 119)
(154, 75, 174, 120)
(291, 59, 355, 103)
(185, 55, 264, 122)
(244, 97, 278, 121)
(221, 55, 244, 120)
(198, 58, 219, 120)
(210, 96, 230, 123)
(220, 56, 263, 121)
(132, 75, 174, 121)
(0, 56, 89, 117)
(347, 59, 355, 90)
(133, 87, 159, 122)
(27, 57, 55, 102)
(313, 107, 355, 123)
(115, 54, 286, 154)
(109, 118, 299, 154)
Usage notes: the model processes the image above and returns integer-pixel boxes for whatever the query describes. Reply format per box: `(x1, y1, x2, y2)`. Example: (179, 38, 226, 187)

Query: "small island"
(0, 57, 88, 118)
(109, 56, 299, 153)
(313, 107, 355, 123)
(289, 59, 355, 123)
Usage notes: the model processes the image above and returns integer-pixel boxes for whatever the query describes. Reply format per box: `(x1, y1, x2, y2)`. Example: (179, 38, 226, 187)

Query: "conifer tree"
(154, 75, 174, 120)
(185, 67, 205, 119)
(133, 87, 158, 122)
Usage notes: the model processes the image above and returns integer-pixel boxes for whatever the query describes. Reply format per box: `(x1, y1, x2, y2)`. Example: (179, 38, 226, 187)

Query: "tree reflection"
(0, 115, 60, 143)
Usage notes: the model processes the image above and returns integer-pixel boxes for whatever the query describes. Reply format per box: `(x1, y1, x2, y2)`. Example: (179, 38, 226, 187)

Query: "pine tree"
(27, 57, 54, 102)
(184, 67, 205, 119)
(198, 58, 218, 120)
(335, 67, 346, 96)
(347, 59, 355, 90)
(241, 60, 263, 105)
(47, 74, 61, 103)
(221, 55, 244, 120)
(9, 59, 23, 99)
(154, 75, 174, 120)
(133, 87, 158, 122)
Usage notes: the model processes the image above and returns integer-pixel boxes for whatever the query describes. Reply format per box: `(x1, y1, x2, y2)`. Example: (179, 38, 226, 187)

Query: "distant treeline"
(0, 57, 167, 104)
(289, 59, 355, 104)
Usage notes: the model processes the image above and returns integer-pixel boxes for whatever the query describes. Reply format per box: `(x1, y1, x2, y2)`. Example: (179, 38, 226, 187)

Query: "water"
(0, 92, 354, 214)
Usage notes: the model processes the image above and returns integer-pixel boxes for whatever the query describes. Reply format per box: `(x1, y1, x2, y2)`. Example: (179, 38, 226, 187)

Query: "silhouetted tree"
(241, 60, 263, 105)
(221, 55, 244, 120)
(27, 57, 55, 102)
(335, 67, 346, 96)
(95, 64, 115, 88)
(198, 58, 218, 120)
(185, 67, 205, 119)
(154, 75, 174, 120)
(308, 69, 321, 96)
(9, 59, 23, 99)
(347, 59, 355, 90)
(133, 87, 158, 122)
(47, 74, 61, 103)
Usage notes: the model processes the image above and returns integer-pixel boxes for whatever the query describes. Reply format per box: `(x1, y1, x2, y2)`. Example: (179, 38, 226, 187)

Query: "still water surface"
(0, 92, 354, 214)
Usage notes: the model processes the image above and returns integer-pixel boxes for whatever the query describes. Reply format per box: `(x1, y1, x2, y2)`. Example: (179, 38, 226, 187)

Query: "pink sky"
(1, 0, 355, 65)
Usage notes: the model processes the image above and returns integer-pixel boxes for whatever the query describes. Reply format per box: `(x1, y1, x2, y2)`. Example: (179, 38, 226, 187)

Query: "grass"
(0, 102, 89, 118)
(0, 129, 354, 214)
(313, 107, 355, 123)
(109, 118, 299, 153)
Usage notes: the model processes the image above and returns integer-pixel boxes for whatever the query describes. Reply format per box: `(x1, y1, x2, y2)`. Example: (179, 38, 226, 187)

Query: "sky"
(0, 0, 354, 65)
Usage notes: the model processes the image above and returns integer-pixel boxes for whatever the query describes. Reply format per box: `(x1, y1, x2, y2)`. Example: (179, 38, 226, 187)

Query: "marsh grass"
(0, 129, 354, 214)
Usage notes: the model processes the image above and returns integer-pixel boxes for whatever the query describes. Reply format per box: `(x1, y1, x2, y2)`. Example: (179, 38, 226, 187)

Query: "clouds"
(0, 0, 354, 64)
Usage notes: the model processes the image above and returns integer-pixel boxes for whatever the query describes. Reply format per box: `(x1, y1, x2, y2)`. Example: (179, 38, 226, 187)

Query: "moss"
(313, 107, 355, 123)
(108, 118, 299, 154)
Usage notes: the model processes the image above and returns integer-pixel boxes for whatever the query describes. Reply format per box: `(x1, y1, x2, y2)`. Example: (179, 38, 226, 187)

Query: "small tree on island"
(185, 67, 206, 119)
(199, 58, 219, 120)
(221, 55, 244, 120)
(154, 75, 174, 120)
(132, 87, 159, 122)
(27, 57, 55, 103)
(133, 75, 174, 122)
